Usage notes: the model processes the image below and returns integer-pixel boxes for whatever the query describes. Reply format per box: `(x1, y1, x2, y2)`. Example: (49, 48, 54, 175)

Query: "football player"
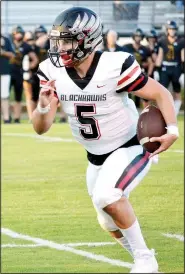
(123, 28, 154, 109)
(142, 29, 159, 109)
(103, 29, 124, 52)
(9, 25, 38, 123)
(32, 7, 179, 273)
(146, 29, 159, 79)
(23, 31, 45, 120)
(0, 34, 15, 123)
(156, 20, 184, 115)
(34, 24, 50, 51)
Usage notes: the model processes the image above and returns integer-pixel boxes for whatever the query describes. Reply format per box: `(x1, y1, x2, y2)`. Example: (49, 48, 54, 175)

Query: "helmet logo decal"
(69, 12, 89, 34)
(50, 30, 60, 37)
(69, 14, 81, 33)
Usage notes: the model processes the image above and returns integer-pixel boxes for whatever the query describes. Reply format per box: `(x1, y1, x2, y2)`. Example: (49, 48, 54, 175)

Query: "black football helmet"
(146, 29, 158, 40)
(166, 20, 178, 37)
(166, 20, 178, 30)
(48, 7, 103, 68)
(12, 25, 25, 35)
(132, 28, 145, 40)
(35, 25, 47, 34)
(12, 25, 25, 41)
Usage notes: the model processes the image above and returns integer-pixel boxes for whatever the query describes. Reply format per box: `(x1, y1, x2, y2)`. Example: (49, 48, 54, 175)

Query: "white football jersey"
(37, 51, 148, 155)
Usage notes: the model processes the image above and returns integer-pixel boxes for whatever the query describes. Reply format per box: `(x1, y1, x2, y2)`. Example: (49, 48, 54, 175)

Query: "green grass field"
(2, 116, 184, 273)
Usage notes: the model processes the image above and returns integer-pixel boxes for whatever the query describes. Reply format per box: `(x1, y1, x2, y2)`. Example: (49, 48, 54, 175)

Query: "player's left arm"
(134, 77, 179, 157)
(116, 53, 179, 157)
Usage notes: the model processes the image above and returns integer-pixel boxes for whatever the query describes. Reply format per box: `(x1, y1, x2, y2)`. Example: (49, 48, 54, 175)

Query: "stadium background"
(1, 1, 184, 273)
(1, 0, 184, 115)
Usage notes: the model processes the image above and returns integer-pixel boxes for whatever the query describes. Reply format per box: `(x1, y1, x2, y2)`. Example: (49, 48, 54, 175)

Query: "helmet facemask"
(48, 31, 93, 68)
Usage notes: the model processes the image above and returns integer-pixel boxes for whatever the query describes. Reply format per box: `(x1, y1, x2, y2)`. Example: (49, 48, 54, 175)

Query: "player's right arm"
(32, 80, 58, 135)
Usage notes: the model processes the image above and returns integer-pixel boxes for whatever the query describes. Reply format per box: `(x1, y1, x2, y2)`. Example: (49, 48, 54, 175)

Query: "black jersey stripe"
(37, 67, 49, 81)
(120, 54, 135, 75)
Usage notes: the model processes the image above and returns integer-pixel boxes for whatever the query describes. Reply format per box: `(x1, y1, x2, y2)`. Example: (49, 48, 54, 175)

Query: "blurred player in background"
(0, 34, 15, 123)
(32, 7, 179, 273)
(23, 31, 43, 120)
(146, 29, 159, 80)
(142, 28, 159, 108)
(123, 28, 154, 108)
(156, 20, 184, 116)
(103, 29, 124, 52)
(9, 25, 38, 123)
(34, 24, 49, 51)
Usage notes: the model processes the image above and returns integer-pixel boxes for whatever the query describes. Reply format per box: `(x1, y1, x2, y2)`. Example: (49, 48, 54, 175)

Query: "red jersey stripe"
(128, 75, 145, 92)
(118, 66, 139, 86)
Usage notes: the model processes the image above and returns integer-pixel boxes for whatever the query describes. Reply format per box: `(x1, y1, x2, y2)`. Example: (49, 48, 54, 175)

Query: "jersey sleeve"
(37, 61, 59, 100)
(116, 54, 148, 93)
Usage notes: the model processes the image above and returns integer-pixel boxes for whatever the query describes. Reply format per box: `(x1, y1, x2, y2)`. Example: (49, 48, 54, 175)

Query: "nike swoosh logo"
(97, 85, 106, 88)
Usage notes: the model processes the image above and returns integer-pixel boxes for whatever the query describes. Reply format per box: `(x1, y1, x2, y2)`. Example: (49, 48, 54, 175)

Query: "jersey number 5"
(75, 104, 101, 140)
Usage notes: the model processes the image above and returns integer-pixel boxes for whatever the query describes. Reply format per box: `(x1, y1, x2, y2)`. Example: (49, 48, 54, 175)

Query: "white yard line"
(168, 149, 184, 153)
(1, 228, 132, 269)
(2, 133, 184, 153)
(2, 242, 116, 248)
(65, 242, 116, 247)
(2, 133, 75, 143)
(162, 233, 184, 242)
(2, 244, 44, 248)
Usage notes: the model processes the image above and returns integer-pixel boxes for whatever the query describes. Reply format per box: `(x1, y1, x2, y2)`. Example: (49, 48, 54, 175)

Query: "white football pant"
(1, 75, 11, 99)
(86, 145, 152, 232)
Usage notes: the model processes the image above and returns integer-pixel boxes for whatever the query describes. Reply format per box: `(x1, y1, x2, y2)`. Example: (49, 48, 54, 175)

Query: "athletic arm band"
(37, 102, 51, 114)
(166, 125, 179, 137)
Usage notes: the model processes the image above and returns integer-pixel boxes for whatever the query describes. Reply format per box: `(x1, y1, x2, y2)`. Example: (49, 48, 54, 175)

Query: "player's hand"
(39, 80, 56, 107)
(149, 133, 178, 158)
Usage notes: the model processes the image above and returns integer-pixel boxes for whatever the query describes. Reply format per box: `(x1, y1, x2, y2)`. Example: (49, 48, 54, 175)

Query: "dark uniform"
(29, 42, 49, 102)
(0, 35, 14, 77)
(158, 36, 184, 92)
(122, 43, 151, 107)
(9, 41, 33, 102)
(0, 35, 15, 123)
(146, 42, 159, 78)
(122, 43, 151, 71)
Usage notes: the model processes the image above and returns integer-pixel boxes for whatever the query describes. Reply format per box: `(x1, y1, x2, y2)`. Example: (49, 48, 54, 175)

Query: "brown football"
(137, 105, 167, 153)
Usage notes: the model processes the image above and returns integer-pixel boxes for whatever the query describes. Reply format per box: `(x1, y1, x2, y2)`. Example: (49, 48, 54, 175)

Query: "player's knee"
(97, 213, 118, 232)
(92, 188, 122, 209)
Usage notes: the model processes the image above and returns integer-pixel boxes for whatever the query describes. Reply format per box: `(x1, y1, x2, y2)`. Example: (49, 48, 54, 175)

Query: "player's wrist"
(37, 102, 51, 114)
(166, 124, 179, 137)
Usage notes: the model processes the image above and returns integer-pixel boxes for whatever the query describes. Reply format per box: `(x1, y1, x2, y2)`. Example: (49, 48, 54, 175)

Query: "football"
(137, 105, 167, 153)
